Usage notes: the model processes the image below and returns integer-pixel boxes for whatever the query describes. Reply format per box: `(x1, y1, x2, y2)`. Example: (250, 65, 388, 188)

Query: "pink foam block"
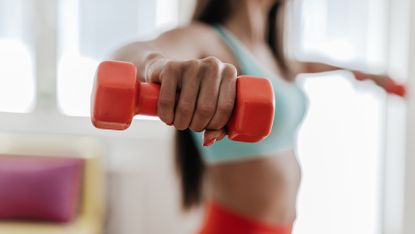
(0, 156, 83, 223)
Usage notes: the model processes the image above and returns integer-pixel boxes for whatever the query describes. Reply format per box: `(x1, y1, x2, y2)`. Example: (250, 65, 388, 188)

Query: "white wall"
(402, 0, 415, 233)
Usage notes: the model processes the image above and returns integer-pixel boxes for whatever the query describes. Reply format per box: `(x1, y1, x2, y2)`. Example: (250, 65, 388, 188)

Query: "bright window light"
(294, 0, 387, 233)
(156, 0, 179, 29)
(0, 0, 35, 113)
(57, 53, 98, 116)
(0, 39, 35, 113)
(295, 74, 383, 234)
(58, 0, 180, 117)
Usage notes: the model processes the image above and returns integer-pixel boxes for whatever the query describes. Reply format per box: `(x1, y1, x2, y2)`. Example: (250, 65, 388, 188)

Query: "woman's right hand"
(143, 53, 238, 146)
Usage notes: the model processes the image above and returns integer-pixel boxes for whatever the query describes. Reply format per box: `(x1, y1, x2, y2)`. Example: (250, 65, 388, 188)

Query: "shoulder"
(176, 22, 215, 34)
(156, 22, 236, 64)
(158, 22, 219, 45)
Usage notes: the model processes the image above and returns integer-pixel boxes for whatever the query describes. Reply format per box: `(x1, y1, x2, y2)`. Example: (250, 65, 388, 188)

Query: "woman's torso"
(190, 24, 307, 162)
(191, 23, 306, 224)
(207, 150, 302, 224)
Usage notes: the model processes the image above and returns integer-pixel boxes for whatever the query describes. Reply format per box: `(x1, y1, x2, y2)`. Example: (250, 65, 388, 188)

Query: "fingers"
(173, 60, 201, 130)
(144, 55, 238, 145)
(157, 62, 181, 124)
(372, 75, 407, 97)
(189, 57, 222, 132)
(384, 78, 407, 97)
(207, 64, 237, 130)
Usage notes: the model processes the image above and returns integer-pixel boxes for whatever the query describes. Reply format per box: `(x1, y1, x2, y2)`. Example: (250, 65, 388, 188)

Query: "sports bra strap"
(213, 25, 254, 74)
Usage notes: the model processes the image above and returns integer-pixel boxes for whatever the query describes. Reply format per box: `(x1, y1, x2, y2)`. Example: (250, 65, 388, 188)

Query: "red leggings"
(198, 201, 293, 234)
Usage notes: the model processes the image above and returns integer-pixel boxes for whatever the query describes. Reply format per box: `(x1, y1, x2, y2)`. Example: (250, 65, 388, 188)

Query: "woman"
(112, 0, 404, 233)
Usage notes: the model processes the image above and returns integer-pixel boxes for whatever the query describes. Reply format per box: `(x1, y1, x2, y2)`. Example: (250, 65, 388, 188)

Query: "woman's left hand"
(353, 71, 407, 97)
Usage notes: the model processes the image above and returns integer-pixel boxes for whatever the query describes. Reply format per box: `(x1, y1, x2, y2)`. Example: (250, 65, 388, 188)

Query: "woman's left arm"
(295, 61, 407, 97)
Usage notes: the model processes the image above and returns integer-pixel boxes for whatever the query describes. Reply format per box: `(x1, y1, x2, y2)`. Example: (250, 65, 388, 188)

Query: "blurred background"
(0, 0, 413, 233)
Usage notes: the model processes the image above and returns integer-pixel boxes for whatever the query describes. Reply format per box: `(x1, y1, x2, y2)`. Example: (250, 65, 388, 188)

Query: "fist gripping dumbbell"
(91, 61, 275, 142)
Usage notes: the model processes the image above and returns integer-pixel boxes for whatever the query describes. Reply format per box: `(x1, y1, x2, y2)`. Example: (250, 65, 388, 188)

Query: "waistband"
(198, 201, 293, 234)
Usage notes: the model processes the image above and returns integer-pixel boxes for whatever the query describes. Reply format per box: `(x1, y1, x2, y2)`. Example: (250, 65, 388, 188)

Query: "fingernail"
(203, 138, 217, 147)
(166, 121, 173, 126)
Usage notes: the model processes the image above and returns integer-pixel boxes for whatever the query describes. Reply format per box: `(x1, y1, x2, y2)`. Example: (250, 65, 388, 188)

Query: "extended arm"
(293, 60, 406, 97)
(109, 23, 239, 144)
(111, 24, 210, 79)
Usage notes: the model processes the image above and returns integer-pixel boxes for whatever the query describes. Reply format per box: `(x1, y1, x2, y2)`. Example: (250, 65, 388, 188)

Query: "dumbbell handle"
(135, 82, 160, 116)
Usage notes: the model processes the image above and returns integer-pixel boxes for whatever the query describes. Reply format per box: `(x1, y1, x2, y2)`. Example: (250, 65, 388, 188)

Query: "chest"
(207, 36, 284, 78)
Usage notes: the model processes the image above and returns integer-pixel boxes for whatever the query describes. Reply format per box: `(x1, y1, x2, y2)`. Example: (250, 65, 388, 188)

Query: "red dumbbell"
(91, 61, 275, 142)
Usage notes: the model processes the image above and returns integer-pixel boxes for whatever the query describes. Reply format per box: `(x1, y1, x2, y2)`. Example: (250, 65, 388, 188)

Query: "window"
(57, 0, 180, 116)
(293, 0, 389, 233)
(0, 0, 35, 113)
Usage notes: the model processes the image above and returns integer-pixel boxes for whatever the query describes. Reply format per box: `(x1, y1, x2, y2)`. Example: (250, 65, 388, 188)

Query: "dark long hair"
(175, 0, 290, 210)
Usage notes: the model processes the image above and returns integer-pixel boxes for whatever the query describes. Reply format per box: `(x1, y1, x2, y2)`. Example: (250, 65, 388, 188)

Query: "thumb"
(143, 53, 168, 83)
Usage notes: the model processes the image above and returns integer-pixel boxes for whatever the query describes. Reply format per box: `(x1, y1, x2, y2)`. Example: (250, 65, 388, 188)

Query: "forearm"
(301, 62, 379, 81)
(301, 62, 352, 74)
(111, 41, 164, 80)
(109, 25, 206, 80)
(112, 41, 153, 64)
(299, 61, 406, 96)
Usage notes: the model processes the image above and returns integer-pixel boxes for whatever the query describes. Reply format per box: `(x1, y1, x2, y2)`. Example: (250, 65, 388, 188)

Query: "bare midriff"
(206, 150, 301, 225)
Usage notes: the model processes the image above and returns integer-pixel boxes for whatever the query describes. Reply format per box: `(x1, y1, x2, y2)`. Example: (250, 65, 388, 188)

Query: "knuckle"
(160, 70, 179, 84)
(177, 102, 193, 115)
(164, 61, 174, 70)
(223, 64, 237, 78)
(201, 57, 221, 72)
(204, 56, 220, 64)
(163, 61, 181, 74)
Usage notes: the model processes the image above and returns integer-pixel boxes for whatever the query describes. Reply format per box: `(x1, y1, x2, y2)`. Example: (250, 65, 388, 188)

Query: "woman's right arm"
(111, 24, 236, 145)
(111, 25, 206, 78)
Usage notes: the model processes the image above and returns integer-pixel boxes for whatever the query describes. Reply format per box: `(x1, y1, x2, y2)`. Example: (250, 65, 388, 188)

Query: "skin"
(112, 0, 402, 225)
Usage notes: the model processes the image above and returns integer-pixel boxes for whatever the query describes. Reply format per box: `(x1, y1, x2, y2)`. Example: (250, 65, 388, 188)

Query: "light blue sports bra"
(190, 25, 308, 163)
